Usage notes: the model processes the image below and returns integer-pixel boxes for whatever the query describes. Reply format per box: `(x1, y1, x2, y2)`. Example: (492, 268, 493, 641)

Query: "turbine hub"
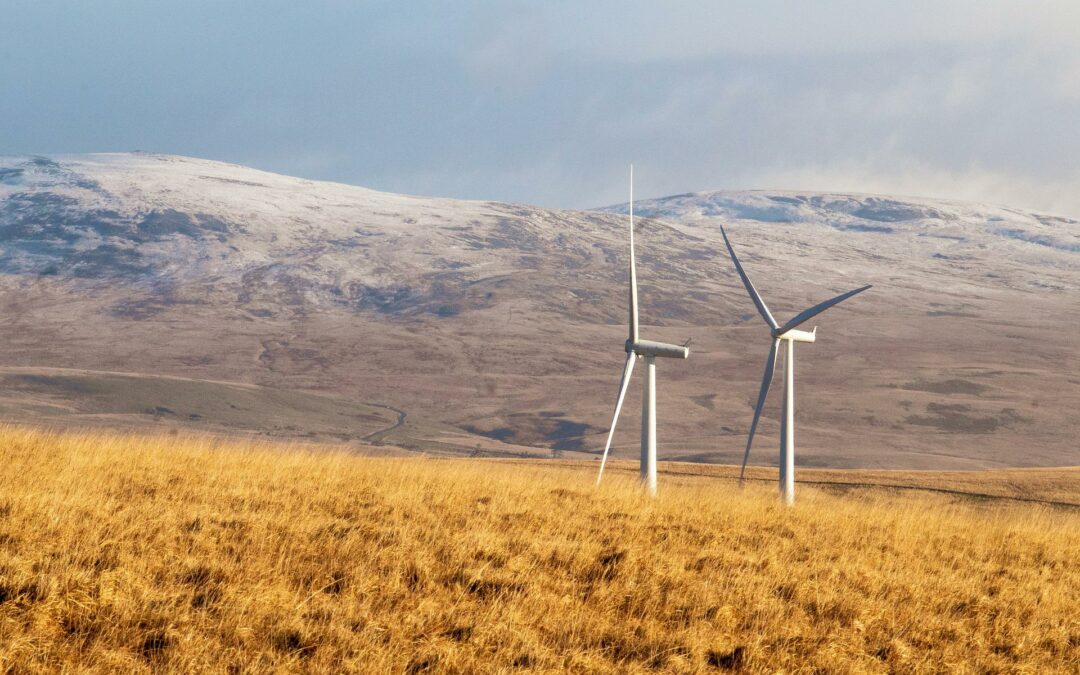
(773, 327, 817, 343)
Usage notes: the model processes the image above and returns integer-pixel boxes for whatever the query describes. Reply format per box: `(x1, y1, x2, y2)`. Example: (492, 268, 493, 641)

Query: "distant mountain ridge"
(603, 189, 1080, 251)
(0, 153, 1077, 469)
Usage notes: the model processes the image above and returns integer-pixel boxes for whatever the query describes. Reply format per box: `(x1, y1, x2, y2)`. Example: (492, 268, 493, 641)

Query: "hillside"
(1, 154, 1078, 468)
(0, 426, 1075, 672)
(0, 366, 403, 443)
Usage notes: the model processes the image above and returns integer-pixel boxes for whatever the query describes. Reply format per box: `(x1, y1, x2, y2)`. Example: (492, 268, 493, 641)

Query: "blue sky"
(3, 1, 1080, 215)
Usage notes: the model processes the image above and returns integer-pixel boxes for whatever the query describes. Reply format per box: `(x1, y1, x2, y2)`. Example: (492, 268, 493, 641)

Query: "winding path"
(361, 403, 407, 445)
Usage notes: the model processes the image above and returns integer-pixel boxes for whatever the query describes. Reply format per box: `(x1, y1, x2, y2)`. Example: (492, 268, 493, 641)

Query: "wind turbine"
(721, 226, 870, 505)
(596, 167, 689, 496)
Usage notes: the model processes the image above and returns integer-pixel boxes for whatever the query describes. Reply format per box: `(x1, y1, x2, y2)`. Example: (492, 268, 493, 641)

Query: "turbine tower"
(721, 226, 870, 505)
(596, 167, 689, 496)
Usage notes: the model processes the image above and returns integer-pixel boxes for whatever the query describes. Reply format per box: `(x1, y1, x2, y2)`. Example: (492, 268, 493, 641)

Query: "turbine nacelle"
(774, 327, 817, 343)
(626, 339, 690, 359)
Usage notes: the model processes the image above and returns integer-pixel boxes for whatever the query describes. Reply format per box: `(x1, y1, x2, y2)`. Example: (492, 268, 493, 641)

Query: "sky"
(3, 1, 1080, 215)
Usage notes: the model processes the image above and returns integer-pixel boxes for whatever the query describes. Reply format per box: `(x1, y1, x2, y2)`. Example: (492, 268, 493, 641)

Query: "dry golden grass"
(0, 425, 1077, 673)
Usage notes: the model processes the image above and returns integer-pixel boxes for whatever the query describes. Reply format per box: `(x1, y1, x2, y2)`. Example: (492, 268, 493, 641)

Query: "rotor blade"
(738, 338, 780, 485)
(720, 226, 778, 330)
(596, 352, 637, 485)
(628, 165, 639, 344)
(777, 284, 872, 335)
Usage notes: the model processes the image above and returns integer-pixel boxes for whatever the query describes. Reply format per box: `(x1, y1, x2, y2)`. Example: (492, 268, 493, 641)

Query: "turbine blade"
(720, 226, 778, 330)
(628, 165, 639, 344)
(777, 284, 872, 335)
(739, 338, 780, 484)
(596, 352, 637, 485)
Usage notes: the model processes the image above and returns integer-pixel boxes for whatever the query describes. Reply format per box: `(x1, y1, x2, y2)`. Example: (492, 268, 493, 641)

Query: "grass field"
(0, 425, 1077, 673)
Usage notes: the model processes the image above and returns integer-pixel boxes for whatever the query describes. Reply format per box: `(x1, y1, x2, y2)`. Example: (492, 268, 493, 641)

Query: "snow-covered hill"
(0, 153, 656, 322)
(604, 188, 1079, 288)
(612, 189, 1080, 253)
(0, 154, 1077, 468)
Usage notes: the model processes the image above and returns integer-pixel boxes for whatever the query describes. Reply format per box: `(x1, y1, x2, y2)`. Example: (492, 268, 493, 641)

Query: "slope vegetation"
(1, 154, 1079, 467)
(0, 367, 402, 443)
(0, 426, 1075, 672)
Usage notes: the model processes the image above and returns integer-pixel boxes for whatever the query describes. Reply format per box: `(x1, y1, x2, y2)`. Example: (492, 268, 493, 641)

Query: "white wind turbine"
(596, 167, 689, 496)
(721, 226, 870, 505)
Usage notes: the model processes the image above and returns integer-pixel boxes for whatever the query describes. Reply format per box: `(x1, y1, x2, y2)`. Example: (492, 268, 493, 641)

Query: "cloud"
(482, 1, 1080, 62)
(3, 1, 1080, 218)
(457, 5, 557, 91)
